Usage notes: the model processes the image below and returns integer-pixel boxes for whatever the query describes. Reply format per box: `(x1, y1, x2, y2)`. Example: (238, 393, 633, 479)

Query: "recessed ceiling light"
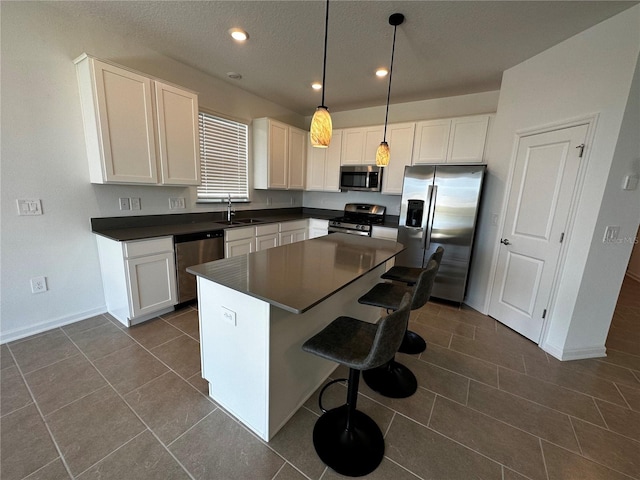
(227, 72, 242, 80)
(311, 82, 322, 90)
(229, 28, 249, 41)
(376, 68, 388, 77)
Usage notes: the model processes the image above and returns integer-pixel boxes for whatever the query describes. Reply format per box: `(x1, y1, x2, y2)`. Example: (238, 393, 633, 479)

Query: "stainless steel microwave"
(339, 166, 383, 192)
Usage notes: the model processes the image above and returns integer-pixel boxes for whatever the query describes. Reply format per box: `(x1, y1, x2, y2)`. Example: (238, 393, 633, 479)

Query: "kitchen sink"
(236, 218, 264, 224)
(219, 220, 244, 226)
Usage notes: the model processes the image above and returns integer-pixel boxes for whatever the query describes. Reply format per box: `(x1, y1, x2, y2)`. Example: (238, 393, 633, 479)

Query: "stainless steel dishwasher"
(174, 230, 224, 304)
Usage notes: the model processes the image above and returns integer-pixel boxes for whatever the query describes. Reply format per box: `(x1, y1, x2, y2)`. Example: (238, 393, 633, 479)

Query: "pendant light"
(376, 13, 404, 166)
(310, 0, 332, 148)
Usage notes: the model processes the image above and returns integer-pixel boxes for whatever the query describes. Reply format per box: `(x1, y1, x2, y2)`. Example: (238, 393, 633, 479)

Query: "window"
(197, 112, 249, 202)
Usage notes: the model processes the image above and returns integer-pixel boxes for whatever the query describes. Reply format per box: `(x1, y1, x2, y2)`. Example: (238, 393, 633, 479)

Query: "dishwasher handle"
(174, 229, 224, 243)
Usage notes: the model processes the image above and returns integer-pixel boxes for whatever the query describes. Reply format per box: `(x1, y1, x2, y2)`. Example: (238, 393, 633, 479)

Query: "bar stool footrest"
(312, 405, 384, 477)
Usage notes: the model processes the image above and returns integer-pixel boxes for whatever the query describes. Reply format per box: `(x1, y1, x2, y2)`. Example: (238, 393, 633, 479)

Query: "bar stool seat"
(381, 246, 444, 286)
(302, 293, 412, 477)
(379, 246, 444, 353)
(357, 260, 439, 398)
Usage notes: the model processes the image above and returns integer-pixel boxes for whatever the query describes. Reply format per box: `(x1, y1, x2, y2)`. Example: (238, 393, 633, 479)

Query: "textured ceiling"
(51, 1, 638, 115)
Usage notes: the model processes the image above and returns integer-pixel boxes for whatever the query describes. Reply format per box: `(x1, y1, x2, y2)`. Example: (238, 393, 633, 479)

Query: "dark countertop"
(187, 233, 405, 314)
(91, 208, 400, 241)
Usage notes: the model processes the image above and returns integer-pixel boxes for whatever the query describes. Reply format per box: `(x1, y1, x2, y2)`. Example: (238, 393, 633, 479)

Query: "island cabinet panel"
(75, 54, 200, 185)
(196, 260, 387, 441)
(253, 118, 306, 190)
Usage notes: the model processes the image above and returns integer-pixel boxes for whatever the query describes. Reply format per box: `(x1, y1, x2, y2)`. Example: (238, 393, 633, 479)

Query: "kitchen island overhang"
(188, 233, 405, 441)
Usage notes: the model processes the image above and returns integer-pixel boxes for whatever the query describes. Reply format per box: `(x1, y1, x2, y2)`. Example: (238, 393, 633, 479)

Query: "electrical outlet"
(119, 197, 131, 211)
(221, 306, 237, 326)
(266, 197, 272, 206)
(16, 199, 43, 216)
(130, 197, 141, 210)
(31, 276, 47, 294)
(169, 197, 186, 210)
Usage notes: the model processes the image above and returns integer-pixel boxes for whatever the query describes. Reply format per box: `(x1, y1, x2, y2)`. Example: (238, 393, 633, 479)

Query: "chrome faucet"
(227, 194, 235, 222)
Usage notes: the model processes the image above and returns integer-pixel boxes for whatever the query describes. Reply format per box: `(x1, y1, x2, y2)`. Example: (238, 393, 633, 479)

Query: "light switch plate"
(17, 199, 43, 216)
(119, 197, 131, 211)
(603, 226, 620, 242)
(130, 197, 141, 210)
(622, 174, 639, 191)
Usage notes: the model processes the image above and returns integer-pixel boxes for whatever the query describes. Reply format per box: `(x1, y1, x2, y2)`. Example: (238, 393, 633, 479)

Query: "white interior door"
(489, 124, 588, 342)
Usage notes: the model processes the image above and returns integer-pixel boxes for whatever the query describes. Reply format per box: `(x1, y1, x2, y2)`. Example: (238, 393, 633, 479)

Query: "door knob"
(500, 238, 511, 245)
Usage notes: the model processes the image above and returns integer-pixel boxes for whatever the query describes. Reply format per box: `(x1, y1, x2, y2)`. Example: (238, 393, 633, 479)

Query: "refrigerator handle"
(423, 185, 437, 250)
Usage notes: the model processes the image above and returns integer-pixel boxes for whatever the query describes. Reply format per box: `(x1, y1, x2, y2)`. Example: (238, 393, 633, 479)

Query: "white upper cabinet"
(253, 118, 306, 190)
(447, 115, 490, 163)
(154, 82, 201, 185)
(412, 114, 490, 165)
(306, 129, 342, 192)
(74, 54, 201, 185)
(412, 119, 451, 164)
(382, 123, 416, 195)
(340, 126, 384, 165)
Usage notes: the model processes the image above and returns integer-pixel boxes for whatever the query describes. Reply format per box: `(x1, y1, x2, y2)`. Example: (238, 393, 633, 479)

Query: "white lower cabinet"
(279, 220, 308, 245)
(96, 236, 177, 326)
(255, 223, 279, 251)
(308, 219, 329, 238)
(225, 226, 255, 258)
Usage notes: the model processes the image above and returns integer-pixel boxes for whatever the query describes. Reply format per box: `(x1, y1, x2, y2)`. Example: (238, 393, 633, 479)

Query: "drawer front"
(255, 223, 279, 236)
(225, 226, 255, 241)
(279, 219, 308, 232)
(124, 236, 173, 258)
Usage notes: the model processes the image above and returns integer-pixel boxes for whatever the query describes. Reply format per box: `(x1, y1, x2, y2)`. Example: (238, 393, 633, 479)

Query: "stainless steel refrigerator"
(396, 165, 486, 303)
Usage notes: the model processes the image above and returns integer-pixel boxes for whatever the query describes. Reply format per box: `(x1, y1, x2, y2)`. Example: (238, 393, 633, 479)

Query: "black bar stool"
(357, 259, 439, 398)
(301, 293, 412, 477)
(380, 246, 444, 354)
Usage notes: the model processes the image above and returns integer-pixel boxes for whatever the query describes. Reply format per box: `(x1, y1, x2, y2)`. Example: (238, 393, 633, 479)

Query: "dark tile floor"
(1, 276, 639, 479)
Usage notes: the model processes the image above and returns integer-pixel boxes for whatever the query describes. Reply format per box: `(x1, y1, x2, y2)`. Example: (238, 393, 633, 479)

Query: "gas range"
(328, 203, 386, 236)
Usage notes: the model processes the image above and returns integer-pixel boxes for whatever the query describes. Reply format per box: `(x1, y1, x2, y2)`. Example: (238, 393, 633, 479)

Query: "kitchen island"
(187, 233, 404, 441)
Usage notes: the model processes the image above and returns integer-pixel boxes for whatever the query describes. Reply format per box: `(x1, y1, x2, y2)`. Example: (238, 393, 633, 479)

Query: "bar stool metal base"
(363, 359, 418, 398)
(312, 405, 384, 477)
(398, 330, 427, 354)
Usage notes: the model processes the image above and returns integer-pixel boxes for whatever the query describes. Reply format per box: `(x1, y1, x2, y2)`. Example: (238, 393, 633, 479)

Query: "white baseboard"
(542, 341, 607, 361)
(0, 306, 108, 344)
(626, 271, 640, 283)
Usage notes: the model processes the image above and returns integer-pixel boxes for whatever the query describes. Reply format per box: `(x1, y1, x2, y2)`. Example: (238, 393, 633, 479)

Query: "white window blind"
(197, 112, 249, 201)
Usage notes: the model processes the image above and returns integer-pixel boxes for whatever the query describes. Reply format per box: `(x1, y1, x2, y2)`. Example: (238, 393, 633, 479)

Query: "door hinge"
(542, 309, 547, 319)
(576, 144, 585, 158)
(560, 232, 565, 243)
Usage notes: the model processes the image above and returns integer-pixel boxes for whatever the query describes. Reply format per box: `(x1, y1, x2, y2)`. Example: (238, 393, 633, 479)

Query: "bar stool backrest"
(431, 246, 445, 268)
(411, 259, 439, 310)
(362, 293, 412, 370)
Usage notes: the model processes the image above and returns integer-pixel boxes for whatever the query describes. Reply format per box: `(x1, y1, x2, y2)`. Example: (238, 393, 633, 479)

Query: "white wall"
(0, 2, 305, 342)
(467, 6, 640, 359)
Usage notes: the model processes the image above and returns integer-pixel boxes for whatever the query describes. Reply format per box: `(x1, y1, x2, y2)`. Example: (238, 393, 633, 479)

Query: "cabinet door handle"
(500, 238, 511, 245)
